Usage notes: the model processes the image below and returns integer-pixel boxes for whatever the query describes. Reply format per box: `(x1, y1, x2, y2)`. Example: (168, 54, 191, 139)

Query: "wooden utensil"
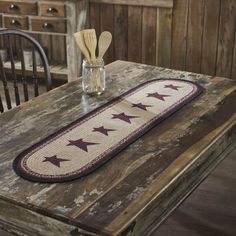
(98, 31, 112, 61)
(83, 29, 97, 64)
(73, 31, 90, 62)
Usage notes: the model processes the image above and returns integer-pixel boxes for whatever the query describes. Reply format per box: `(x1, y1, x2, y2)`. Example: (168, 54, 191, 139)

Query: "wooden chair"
(0, 29, 52, 113)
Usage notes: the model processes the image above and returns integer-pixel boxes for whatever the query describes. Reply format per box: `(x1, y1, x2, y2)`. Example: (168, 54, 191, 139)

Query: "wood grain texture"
(76, 97, 236, 235)
(201, 0, 221, 76)
(4, 16, 28, 30)
(156, 8, 172, 68)
(4, 0, 234, 81)
(51, 35, 66, 65)
(38, 34, 52, 62)
(73, 0, 89, 79)
(89, 2, 101, 41)
(142, 6, 156, 65)
(156, 149, 236, 236)
(186, 0, 204, 73)
(89, 0, 173, 8)
(171, 0, 189, 70)
(232, 30, 236, 79)
(216, 0, 236, 78)
(0, 61, 235, 235)
(108, 117, 236, 236)
(31, 18, 67, 34)
(0, 229, 12, 236)
(0, 1, 37, 15)
(40, 3, 66, 18)
(114, 4, 128, 61)
(88, 0, 236, 79)
(0, 15, 2, 28)
(0, 0, 88, 81)
(128, 6, 142, 63)
(0, 198, 79, 236)
(100, 4, 114, 64)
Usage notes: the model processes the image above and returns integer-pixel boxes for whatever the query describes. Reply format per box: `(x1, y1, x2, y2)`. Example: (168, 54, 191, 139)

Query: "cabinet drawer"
(31, 19, 66, 33)
(0, 1, 37, 15)
(40, 3, 65, 18)
(4, 16, 28, 30)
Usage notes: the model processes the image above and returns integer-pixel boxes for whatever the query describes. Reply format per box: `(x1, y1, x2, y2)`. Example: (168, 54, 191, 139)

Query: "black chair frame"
(0, 29, 52, 112)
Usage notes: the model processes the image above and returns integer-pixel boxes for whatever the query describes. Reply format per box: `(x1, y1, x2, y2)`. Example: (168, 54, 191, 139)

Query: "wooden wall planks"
(89, 3, 101, 39)
(156, 8, 172, 68)
(232, 29, 236, 79)
(114, 5, 128, 60)
(38, 34, 53, 62)
(171, 0, 189, 71)
(127, 6, 142, 63)
(88, 0, 236, 79)
(186, 0, 205, 73)
(201, 0, 221, 76)
(52, 35, 66, 64)
(19, 0, 230, 80)
(90, 2, 170, 67)
(216, 0, 236, 78)
(100, 4, 115, 64)
(90, 0, 174, 8)
(89, 3, 172, 67)
(171, 0, 236, 79)
(142, 7, 157, 65)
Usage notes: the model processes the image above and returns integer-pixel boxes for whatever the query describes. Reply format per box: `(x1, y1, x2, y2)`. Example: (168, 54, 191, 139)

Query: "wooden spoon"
(73, 31, 90, 62)
(98, 31, 112, 61)
(83, 29, 97, 64)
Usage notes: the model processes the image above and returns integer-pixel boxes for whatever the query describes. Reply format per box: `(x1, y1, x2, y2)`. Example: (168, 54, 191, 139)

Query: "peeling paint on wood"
(0, 61, 235, 235)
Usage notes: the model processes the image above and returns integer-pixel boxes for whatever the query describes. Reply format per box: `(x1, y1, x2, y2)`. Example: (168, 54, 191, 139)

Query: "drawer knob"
(42, 22, 53, 29)
(10, 19, 21, 27)
(9, 4, 19, 10)
(47, 7, 58, 14)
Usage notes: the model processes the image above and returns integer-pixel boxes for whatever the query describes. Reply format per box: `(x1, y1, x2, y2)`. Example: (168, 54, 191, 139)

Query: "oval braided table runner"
(13, 79, 203, 183)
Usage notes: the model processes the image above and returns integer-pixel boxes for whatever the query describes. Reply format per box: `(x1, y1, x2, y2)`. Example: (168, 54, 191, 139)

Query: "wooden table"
(0, 61, 235, 236)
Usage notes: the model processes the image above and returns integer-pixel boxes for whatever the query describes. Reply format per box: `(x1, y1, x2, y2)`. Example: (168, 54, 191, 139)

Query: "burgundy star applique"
(132, 102, 152, 111)
(147, 92, 170, 101)
(67, 138, 98, 152)
(111, 112, 138, 124)
(92, 126, 116, 136)
(42, 155, 70, 168)
(164, 84, 182, 91)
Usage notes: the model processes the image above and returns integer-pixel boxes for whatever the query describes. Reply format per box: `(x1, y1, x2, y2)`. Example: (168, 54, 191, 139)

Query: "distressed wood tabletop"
(0, 60, 235, 236)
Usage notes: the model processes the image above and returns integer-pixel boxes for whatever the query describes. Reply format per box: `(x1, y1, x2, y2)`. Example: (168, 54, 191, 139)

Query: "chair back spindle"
(0, 55, 12, 110)
(19, 37, 29, 102)
(8, 35, 21, 106)
(0, 95, 3, 113)
(32, 47, 39, 97)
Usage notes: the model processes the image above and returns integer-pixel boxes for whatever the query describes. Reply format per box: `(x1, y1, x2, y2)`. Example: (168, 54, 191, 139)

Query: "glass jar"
(82, 59, 106, 95)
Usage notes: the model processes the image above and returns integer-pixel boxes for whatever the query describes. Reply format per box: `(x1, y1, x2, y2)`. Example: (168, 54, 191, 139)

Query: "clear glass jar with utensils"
(82, 59, 105, 95)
